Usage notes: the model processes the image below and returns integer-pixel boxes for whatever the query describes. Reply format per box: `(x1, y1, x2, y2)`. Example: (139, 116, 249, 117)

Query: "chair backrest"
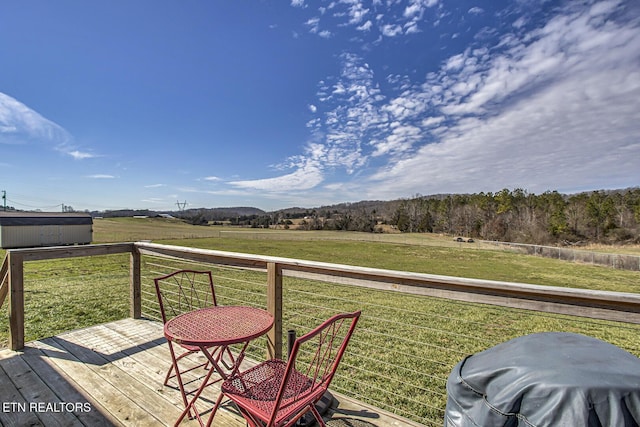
(153, 270, 217, 324)
(270, 310, 361, 425)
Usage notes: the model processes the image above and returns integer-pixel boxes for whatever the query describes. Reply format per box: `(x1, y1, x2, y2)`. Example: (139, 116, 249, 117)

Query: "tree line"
(261, 188, 640, 245)
(389, 188, 640, 245)
(89, 187, 639, 246)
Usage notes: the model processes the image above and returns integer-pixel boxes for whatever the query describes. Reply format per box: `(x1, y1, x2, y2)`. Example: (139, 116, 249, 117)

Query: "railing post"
(8, 252, 25, 351)
(0, 254, 9, 308)
(130, 246, 141, 319)
(266, 262, 283, 359)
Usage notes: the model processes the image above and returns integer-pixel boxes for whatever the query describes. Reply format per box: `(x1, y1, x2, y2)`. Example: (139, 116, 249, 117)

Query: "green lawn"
(162, 236, 639, 294)
(89, 217, 640, 293)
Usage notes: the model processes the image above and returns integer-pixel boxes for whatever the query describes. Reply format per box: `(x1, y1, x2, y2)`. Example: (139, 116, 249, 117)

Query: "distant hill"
(95, 206, 266, 219)
(180, 207, 266, 220)
(274, 200, 396, 217)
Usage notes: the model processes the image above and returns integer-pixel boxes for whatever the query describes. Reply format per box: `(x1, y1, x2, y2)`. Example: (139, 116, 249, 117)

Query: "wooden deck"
(0, 318, 423, 427)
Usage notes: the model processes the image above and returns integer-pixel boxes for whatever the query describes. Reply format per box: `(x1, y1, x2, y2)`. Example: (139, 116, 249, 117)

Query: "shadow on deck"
(0, 318, 423, 427)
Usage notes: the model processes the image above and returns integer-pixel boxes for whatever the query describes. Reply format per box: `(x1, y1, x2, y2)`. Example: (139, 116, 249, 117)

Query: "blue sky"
(1, 0, 639, 212)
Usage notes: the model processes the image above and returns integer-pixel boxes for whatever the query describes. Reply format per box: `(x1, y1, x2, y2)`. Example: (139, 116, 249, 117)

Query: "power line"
(2, 191, 65, 211)
(4, 190, 63, 208)
(7, 199, 63, 209)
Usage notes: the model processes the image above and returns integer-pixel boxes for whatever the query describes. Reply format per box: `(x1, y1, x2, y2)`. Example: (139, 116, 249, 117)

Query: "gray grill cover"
(445, 332, 640, 427)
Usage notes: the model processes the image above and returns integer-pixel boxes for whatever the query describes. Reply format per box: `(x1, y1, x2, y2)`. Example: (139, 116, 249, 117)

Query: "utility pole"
(176, 200, 187, 211)
(2, 190, 6, 211)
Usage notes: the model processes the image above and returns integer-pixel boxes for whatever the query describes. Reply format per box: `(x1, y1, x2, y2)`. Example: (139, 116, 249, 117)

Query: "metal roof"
(0, 212, 93, 226)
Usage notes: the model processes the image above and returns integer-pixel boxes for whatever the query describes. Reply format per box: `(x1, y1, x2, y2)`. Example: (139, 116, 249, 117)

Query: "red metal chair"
(208, 310, 361, 427)
(154, 270, 233, 409)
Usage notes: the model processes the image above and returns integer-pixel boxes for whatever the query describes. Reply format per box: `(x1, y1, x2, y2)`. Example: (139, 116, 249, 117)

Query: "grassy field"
(1, 217, 639, 425)
(581, 242, 640, 255)
(91, 217, 640, 293)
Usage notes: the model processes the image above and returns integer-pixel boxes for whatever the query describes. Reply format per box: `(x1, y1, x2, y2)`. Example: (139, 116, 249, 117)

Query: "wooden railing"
(2, 243, 136, 350)
(2, 242, 640, 352)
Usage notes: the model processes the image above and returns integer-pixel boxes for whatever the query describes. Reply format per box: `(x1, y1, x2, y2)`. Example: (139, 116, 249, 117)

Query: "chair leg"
(165, 347, 213, 388)
(164, 363, 175, 386)
(206, 393, 225, 427)
(239, 410, 263, 427)
(283, 406, 325, 427)
(166, 343, 190, 410)
(219, 345, 236, 371)
(207, 394, 264, 427)
(309, 404, 326, 427)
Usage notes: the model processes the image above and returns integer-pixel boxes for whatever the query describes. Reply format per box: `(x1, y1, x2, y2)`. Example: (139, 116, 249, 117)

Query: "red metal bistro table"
(164, 306, 274, 426)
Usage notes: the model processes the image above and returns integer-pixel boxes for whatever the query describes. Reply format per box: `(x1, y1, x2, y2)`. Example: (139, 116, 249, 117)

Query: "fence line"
(483, 240, 640, 270)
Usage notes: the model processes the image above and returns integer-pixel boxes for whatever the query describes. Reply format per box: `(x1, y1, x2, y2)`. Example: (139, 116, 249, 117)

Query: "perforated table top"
(164, 306, 274, 347)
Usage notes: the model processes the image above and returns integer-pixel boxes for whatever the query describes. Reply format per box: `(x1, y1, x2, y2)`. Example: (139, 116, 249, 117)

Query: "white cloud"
(305, 17, 320, 33)
(294, 0, 439, 39)
(404, 4, 422, 19)
(0, 125, 18, 133)
(69, 150, 96, 160)
(236, 0, 639, 208)
(87, 174, 116, 179)
(372, 124, 421, 156)
(381, 24, 403, 37)
(305, 53, 388, 173)
(357, 20, 373, 31)
(347, 2, 369, 25)
(229, 161, 324, 191)
(382, 94, 427, 121)
(0, 92, 97, 160)
(370, 64, 640, 196)
(439, 1, 639, 119)
(141, 197, 166, 204)
(281, 0, 640, 205)
(421, 116, 445, 127)
(0, 92, 70, 145)
(365, 0, 640, 197)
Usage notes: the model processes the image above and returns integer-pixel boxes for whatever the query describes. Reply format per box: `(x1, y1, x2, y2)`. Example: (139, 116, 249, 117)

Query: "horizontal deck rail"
(4, 241, 640, 351)
(135, 242, 640, 323)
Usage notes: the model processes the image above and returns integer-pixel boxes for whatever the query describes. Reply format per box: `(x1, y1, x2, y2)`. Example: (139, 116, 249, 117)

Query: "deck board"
(0, 357, 43, 427)
(0, 318, 423, 427)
